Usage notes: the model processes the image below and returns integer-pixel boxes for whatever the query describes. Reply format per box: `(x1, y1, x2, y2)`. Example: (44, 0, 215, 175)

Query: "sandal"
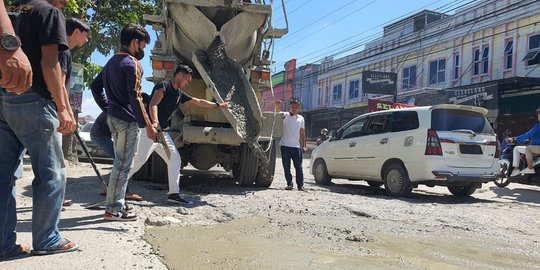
(125, 193, 143, 201)
(31, 239, 79, 256)
(63, 199, 73, 206)
(0, 244, 30, 260)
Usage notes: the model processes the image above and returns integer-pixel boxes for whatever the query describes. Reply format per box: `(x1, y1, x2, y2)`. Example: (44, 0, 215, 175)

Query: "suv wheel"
(447, 185, 476, 197)
(383, 163, 412, 197)
(313, 159, 332, 185)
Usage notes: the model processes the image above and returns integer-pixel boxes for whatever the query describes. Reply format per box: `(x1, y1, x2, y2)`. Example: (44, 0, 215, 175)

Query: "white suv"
(310, 104, 500, 197)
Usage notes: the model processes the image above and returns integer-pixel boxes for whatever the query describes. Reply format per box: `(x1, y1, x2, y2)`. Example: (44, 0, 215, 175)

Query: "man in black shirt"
(0, 0, 78, 259)
(129, 65, 228, 204)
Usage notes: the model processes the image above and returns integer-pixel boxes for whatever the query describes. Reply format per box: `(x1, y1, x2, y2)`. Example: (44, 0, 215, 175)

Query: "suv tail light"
(495, 142, 501, 158)
(425, 129, 442, 156)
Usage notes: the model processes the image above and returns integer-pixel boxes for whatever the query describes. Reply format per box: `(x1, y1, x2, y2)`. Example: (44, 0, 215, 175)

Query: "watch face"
(1, 34, 21, 51)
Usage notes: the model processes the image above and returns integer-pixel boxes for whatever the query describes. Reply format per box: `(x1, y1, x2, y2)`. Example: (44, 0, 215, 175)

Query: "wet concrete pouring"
(200, 38, 271, 175)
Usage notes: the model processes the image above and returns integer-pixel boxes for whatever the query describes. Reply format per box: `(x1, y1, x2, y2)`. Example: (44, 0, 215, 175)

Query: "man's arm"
(124, 61, 156, 141)
(90, 71, 108, 112)
(274, 100, 282, 112)
(186, 97, 229, 109)
(300, 128, 307, 153)
(0, 0, 32, 93)
(41, 44, 75, 135)
(149, 88, 164, 127)
(516, 124, 540, 143)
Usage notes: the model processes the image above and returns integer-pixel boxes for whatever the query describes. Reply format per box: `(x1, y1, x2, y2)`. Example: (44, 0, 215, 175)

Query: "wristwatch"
(214, 101, 220, 108)
(0, 33, 21, 51)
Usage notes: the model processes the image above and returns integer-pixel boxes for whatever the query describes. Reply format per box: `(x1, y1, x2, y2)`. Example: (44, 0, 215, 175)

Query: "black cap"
(290, 97, 300, 104)
(174, 64, 193, 76)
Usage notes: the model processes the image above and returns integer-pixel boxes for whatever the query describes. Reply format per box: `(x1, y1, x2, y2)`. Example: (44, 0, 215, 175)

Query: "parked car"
(76, 122, 112, 162)
(310, 104, 500, 197)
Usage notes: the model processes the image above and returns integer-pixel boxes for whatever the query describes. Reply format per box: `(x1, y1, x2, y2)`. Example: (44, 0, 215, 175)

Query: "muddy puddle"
(145, 216, 539, 270)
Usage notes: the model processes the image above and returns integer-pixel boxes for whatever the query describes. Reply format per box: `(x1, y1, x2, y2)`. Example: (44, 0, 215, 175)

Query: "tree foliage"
(6, 0, 161, 87)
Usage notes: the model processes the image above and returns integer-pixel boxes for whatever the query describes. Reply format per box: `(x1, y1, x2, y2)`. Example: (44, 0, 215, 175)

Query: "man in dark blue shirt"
(129, 65, 228, 204)
(91, 24, 156, 221)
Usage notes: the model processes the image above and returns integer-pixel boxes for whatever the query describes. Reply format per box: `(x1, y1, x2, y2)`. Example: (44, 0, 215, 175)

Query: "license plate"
(459, 144, 482, 155)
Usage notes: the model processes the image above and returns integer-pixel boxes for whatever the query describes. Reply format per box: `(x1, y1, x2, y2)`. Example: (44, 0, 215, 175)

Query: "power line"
(267, 0, 540, 91)
(287, 0, 536, 81)
(276, 0, 479, 68)
(273, 0, 314, 24)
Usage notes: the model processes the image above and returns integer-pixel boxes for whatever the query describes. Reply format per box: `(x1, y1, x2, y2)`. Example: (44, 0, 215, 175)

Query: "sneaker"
(123, 203, 133, 212)
(521, 168, 536, 174)
(510, 169, 521, 177)
(298, 186, 304, 191)
(285, 185, 293, 190)
(167, 193, 193, 205)
(104, 210, 137, 221)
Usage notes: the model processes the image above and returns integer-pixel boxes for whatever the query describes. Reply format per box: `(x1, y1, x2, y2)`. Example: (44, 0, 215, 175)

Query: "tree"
(5, 0, 161, 161)
(5, 0, 161, 87)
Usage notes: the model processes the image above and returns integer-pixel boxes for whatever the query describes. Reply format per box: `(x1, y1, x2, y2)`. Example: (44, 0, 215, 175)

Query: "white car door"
(326, 117, 368, 178)
(355, 113, 392, 179)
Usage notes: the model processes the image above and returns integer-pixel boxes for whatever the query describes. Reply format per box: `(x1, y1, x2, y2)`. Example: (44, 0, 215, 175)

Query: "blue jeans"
(90, 132, 132, 193)
(105, 116, 139, 214)
(0, 89, 66, 254)
(90, 133, 115, 158)
(281, 146, 304, 187)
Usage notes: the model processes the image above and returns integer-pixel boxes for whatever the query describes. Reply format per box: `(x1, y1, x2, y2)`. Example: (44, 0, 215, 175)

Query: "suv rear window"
(431, 109, 494, 134)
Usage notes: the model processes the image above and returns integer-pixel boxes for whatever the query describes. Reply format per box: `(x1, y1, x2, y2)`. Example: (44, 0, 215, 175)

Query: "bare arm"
(41, 44, 75, 135)
(186, 97, 229, 109)
(274, 100, 282, 112)
(149, 88, 164, 127)
(0, 1, 32, 93)
(300, 128, 307, 153)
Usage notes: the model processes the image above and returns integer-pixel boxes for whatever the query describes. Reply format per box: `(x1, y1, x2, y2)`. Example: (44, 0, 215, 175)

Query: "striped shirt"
(91, 52, 151, 128)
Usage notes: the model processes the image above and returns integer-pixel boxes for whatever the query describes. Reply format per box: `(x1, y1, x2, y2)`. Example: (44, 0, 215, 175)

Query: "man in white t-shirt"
(275, 98, 307, 191)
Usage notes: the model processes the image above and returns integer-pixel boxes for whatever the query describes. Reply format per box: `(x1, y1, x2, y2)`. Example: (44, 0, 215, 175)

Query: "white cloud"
(80, 92, 102, 118)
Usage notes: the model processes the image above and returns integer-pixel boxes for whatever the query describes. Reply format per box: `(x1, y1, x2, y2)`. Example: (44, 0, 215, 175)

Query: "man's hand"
(56, 107, 76, 135)
(506, 137, 515, 144)
(302, 146, 307, 153)
(219, 102, 230, 108)
(0, 48, 32, 94)
(146, 124, 158, 142)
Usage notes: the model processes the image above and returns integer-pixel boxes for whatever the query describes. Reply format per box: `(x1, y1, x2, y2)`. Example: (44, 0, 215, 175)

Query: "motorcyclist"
(507, 108, 540, 176)
(316, 128, 329, 146)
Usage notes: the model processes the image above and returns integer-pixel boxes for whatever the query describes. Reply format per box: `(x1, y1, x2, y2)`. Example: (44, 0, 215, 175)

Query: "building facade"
(304, 0, 540, 137)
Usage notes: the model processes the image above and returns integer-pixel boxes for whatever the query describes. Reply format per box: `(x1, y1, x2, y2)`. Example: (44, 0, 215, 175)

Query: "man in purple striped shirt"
(91, 24, 156, 221)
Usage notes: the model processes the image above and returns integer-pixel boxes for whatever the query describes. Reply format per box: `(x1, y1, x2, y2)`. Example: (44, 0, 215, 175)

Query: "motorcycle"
(494, 143, 540, 187)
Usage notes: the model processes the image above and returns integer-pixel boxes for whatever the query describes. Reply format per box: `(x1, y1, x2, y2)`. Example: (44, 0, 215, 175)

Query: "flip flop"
(31, 239, 79, 256)
(125, 193, 143, 201)
(0, 244, 30, 261)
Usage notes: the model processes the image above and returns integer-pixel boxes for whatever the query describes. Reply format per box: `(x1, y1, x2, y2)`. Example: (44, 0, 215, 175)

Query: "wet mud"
(146, 215, 540, 270)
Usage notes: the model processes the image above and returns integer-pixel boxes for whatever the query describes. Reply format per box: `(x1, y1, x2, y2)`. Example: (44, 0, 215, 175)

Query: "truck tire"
(383, 163, 412, 197)
(236, 143, 259, 186)
(150, 153, 168, 184)
(131, 158, 151, 181)
(447, 185, 476, 197)
(255, 140, 276, 188)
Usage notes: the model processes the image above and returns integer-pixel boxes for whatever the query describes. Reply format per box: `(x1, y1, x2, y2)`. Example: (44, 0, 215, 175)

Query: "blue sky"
(81, 0, 458, 118)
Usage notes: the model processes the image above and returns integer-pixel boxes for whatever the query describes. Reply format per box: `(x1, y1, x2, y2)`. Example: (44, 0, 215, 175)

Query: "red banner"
(368, 99, 415, 112)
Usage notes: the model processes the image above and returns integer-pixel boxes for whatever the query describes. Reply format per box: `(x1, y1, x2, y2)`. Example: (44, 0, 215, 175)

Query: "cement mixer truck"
(138, 0, 288, 187)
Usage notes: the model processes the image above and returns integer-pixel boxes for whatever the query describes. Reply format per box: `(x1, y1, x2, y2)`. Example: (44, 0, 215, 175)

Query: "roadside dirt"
(4, 159, 540, 269)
